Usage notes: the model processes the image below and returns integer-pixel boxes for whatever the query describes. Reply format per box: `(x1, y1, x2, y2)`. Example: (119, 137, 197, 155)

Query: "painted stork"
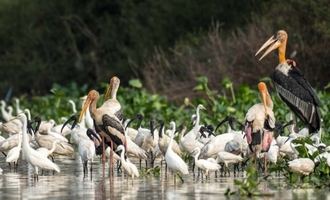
(256, 30, 321, 134)
(79, 89, 126, 170)
(104, 76, 123, 121)
(245, 82, 275, 170)
(80, 89, 125, 145)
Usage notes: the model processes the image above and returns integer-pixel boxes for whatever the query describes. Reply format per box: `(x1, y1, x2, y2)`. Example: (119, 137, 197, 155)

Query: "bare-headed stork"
(79, 90, 126, 175)
(256, 30, 321, 134)
(245, 82, 275, 173)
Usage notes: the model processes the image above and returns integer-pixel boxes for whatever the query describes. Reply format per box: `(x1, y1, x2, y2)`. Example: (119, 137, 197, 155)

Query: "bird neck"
(49, 141, 57, 154)
(69, 100, 77, 113)
(120, 148, 126, 161)
(21, 118, 30, 151)
(16, 100, 20, 111)
(195, 107, 201, 129)
(89, 98, 98, 119)
(266, 95, 273, 110)
(278, 40, 287, 64)
(25, 109, 31, 121)
(110, 84, 119, 100)
(168, 131, 175, 151)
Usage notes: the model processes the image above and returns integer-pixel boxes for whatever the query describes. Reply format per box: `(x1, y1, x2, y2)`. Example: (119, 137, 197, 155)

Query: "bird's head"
(104, 76, 120, 101)
(197, 104, 206, 111)
(258, 82, 272, 112)
(256, 30, 288, 62)
(115, 145, 125, 154)
(79, 90, 99, 122)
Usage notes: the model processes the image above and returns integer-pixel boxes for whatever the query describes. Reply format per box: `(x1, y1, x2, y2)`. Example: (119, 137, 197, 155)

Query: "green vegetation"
(4, 77, 330, 193)
(13, 77, 330, 138)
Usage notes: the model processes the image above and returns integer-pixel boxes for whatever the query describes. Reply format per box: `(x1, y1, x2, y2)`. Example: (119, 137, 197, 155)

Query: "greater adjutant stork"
(256, 30, 321, 134)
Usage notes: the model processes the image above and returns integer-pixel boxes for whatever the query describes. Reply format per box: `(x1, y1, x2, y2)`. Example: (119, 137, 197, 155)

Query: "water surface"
(0, 154, 328, 199)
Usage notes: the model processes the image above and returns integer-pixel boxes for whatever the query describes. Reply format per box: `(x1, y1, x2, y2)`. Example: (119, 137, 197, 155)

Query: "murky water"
(0, 153, 329, 199)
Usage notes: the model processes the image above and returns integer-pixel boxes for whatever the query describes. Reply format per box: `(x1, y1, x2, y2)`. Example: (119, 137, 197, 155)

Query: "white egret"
(193, 147, 221, 177)
(18, 113, 60, 178)
(116, 145, 139, 179)
(165, 121, 189, 177)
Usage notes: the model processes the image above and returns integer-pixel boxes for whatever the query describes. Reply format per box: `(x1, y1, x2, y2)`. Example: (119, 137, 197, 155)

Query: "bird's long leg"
(139, 159, 142, 169)
(264, 157, 268, 176)
(101, 135, 106, 177)
(290, 113, 298, 133)
(90, 160, 93, 174)
(109, 140, 114, 178)
(2, 152, 7, 157)
(15, 160, 18, 171)
(150, 151, 154, 168)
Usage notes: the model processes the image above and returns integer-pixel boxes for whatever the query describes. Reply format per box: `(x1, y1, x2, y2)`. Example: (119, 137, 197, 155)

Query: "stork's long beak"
(258, 82, 268, 114)
(79, 97, 91, 122)
(255, 35, 281, 60)
(104, 84, 112, 101)
(200, 105, 206, 110)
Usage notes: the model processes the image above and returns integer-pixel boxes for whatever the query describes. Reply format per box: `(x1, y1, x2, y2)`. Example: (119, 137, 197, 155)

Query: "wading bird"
(288, 158, 315, 175)
(256, 30, 321, 134)
(245, 82, 275, 174)
(245, 82, 275, 157)
(116, 145, 139, 179)
(18, 113, 60, 179)
(6, 132, 22, 169)
(193, 147, 221, 178)
(104, 76, 123, 121)
(79, 90, 126, 149)
(165, 122, 189, 180)
(1, 101, 13, 122)
(79, 90, 126, 175)
(180, 104, 205, 155)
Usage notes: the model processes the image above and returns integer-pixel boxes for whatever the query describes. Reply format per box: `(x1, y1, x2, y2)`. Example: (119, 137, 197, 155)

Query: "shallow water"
(0, 153, 329, 199)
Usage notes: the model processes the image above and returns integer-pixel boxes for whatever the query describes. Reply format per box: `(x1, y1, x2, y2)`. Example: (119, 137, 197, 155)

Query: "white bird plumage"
(165, 121, 189, 175)
(193, 147, 221, 176)
(18, 113, 60, 177)
(116, 145, 139, 179)
(288, 158, 315, 175)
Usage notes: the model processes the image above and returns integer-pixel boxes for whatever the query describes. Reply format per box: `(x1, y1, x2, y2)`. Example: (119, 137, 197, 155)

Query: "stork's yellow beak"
(255, 35, 281, 61)
(258, 82, 268, 114)
(79, 97, 91, 122)
(104, 84, 112, 101)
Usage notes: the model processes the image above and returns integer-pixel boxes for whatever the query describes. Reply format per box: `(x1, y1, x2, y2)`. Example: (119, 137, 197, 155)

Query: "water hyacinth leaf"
(129, 79, 143, 88)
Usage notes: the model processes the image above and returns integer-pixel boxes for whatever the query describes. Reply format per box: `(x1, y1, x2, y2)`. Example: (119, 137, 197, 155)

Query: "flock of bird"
(0, 30, 328, 182)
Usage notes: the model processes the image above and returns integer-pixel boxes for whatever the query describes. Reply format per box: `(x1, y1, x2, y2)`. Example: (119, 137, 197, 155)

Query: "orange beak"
(255, 35, 281, 61)
(258, 82, 268, 114)
(79, 97, 92, 122)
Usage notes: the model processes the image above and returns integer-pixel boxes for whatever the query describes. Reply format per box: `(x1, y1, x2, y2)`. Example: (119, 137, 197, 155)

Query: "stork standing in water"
(256, 30, 321, 136)
(79, 90, 126, 177)
(245, 82, 275, 174)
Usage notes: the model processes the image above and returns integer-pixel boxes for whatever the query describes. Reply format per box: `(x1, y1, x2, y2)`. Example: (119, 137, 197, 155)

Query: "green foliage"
(233, 164, 260, 196)
(10, 78, 330, 142)
(140, 166, 161, 177)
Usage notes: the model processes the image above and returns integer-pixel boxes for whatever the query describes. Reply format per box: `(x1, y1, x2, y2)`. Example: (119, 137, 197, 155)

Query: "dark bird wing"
(100, 114, 126, 146)
(272, 65, 321, 133)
